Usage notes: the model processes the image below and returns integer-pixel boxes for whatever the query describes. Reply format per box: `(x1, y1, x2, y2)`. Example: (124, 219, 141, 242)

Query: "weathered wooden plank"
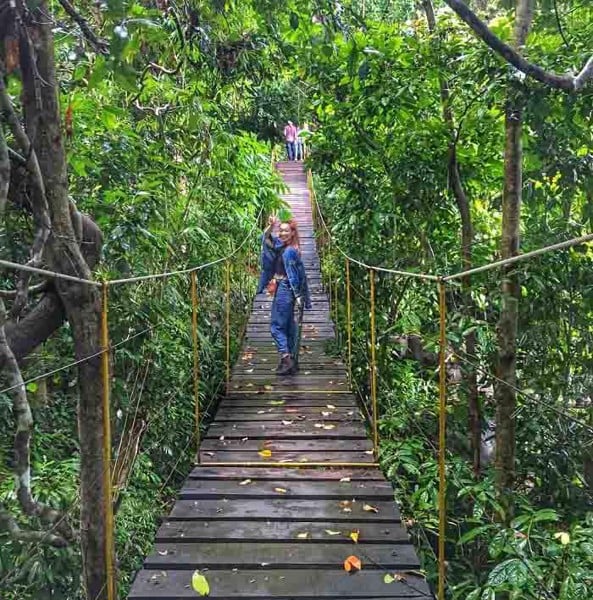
(187, 467, 385, 480)
(205, 422, 366, 439)
(220, 398, 358, 408)
(214, 411, 361, 422)
(168, 499, 398, 521)
(199, 450, 374, 464)
(144, 542, 420, 570)
(200, 439, 370, 452)
(179, 479, 391, 499)
(156, 519, 410, 544)
(129, 569, 431, 598)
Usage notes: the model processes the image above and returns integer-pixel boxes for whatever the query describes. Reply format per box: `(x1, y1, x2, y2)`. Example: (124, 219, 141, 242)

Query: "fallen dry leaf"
(281, 420, 293, 426)
(239, 479, 252, 486)
(274, 487, 287, 494)
(263, 384, 274, 391)
(327, 404, 336, 409)
(384, 572, 406, 584)
(323, 424, 336, 430)
(258, 449, 272, 458)
(321, 411, 331, 417)
(349, 530, 360, 543)
(296, 532, 310, 539)
(363, 504, 379, 513)
(343, 555, 362, 573)
(339, 477, 351, 483)
(324, 529, 342, 536)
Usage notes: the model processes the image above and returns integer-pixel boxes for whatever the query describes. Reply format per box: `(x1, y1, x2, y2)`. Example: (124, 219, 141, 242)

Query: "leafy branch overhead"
(443, 0, 593, 91)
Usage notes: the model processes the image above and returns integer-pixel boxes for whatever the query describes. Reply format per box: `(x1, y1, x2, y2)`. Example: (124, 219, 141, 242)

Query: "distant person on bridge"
(283, 121, 297, 161)
(258, 216, 312, 376)
(295, 122, 310, 161)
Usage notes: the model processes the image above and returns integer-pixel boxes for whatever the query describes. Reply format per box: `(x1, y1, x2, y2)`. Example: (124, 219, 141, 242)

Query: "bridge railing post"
(438, 278, 447, 600)
(190, 271, 201, 463)
(345, 258, 352, 383)
(225, 260, 231, 390)
(100, 282, 116, 600)
(369, 268, 378, 458)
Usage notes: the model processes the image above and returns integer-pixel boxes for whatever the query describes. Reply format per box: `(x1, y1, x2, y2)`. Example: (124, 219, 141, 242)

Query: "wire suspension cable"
(0, 258, 101, 286)
(443, 232, 593, 281)
(0, 323, 160, 397)
(0, 207, 263, 288)
(309, 175, 439, 282)
(108, 206, 263, 286)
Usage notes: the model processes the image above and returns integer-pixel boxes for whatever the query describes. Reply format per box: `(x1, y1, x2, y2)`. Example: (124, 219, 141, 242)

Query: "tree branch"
(0, 125, 9, 216)
(0, 504, 67, 548)
(442, 0, 593, 92)
(0, 62, 52, 318)
(56, 0, 109, 55)
(0, 300, 73, 542)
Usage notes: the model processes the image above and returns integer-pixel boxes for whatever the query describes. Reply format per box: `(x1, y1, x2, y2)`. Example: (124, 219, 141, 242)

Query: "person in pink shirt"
(283, 121, 297, 160)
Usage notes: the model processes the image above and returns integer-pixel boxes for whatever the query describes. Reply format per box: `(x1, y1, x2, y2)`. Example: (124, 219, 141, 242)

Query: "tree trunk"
(494, 0, 533, 518)
(422, 0, 481, 476)
(23, 5, 112, 597)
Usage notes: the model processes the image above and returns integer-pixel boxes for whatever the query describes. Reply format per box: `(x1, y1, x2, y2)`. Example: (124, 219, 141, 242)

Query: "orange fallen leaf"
(363, 504, 379, 513)
(343, 555, 362, 573)
(350, 530, 360, 543)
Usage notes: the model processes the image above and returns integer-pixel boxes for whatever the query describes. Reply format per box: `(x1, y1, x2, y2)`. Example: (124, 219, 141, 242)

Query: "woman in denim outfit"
(257, 217, 312, 375)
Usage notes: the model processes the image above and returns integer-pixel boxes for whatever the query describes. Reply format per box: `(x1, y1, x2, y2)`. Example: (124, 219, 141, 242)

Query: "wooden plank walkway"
(128, 162, 433, 599)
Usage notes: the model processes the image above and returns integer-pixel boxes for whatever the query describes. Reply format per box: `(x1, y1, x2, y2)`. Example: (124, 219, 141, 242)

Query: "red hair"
(283, 219, 300, 251)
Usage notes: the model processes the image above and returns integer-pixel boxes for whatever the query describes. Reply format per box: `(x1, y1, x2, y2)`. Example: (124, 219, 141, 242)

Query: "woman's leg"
(270, 282, 295, 374)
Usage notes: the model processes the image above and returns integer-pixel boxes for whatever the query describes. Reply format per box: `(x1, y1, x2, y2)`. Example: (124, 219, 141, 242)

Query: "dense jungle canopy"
(0, 0, 592, 598)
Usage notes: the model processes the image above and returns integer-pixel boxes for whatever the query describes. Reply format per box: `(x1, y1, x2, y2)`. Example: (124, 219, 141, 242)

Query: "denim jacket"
(257, 234, 312, 309)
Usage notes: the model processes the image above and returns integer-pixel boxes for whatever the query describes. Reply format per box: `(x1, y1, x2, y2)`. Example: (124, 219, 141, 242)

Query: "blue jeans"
(271, 280, 296, 355)
(296, 141, 304, 160)
(285, 141, 295, 161)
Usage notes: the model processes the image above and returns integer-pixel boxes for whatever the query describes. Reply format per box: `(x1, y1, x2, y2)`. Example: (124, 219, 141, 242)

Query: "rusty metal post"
(100, 283, 115, 600)
(191, 271, 200, 462)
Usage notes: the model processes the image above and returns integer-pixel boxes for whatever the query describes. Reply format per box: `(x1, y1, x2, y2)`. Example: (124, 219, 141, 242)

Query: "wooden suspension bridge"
(127, 163, 433, 599)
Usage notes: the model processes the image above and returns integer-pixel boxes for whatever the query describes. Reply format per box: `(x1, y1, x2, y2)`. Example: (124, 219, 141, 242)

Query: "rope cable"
(0, 323, 161, 397)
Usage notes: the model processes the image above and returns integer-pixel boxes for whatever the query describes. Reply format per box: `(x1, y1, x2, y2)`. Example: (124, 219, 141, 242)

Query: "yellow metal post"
(438, 279, 447, 600)
(345, 259, 353, 382)
(190, 271, 200, 462)
(225, 260, 231, 388)
(100, 283, 115, 600)
(334, 263, 339, 336)
(369, 269, 378, 457)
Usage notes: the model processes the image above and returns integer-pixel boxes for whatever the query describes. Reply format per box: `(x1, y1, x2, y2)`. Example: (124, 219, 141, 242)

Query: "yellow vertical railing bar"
(100, 283, 115, 600)
(345, 258, 353, 382)
(225, 260, 231, 388)
(369, 269, 378, 457)
(333, 259, 339, 339)
(438, 279, 447, 600)
(190, 271, 200, 462)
